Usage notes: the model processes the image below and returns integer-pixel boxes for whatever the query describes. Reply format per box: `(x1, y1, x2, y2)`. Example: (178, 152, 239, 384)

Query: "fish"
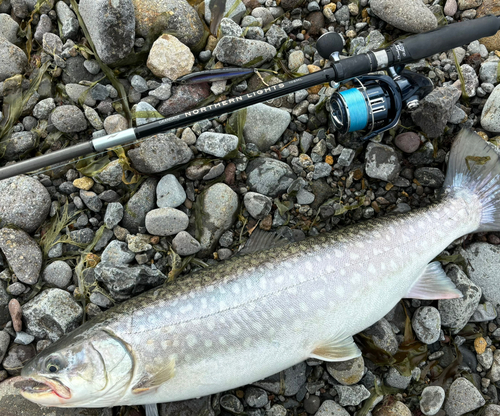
(16, 130, 500, 410)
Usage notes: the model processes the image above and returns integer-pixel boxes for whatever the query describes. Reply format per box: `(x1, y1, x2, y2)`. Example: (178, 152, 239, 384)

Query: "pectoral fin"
(132, 359, 176, 394)
(405, 261, 463, 300)
(310, 335, 361, 362)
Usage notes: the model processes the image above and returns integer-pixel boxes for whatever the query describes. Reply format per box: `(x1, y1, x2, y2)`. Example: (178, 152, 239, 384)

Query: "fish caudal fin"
(444, 129, 500, 232)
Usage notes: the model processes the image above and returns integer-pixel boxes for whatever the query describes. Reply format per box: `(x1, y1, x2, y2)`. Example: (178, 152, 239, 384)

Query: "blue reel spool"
(336, 88, 370, 132)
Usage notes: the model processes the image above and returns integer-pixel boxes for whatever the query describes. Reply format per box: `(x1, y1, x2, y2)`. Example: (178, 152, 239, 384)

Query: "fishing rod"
(0, 16, 499, 180)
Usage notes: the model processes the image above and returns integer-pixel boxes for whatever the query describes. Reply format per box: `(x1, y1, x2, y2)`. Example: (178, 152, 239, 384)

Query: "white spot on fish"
(200, 297, 208, 309)
(163, 310, 172, 319)
(408, 225, 415, 233)
(315, 255, 322, 262)
(244, 337, 252, 347)
(230, 326, 241, 336)
(367, 263, 377, 275)
(186, 334, 197, 347)
(340, 269, 346, 276)
(253, 321, 264, 331)
(336, 285, 345, 297)
(311, 291, 322, 300)
(380, 262, 386, 271)
(355, 241, 364, 248)
(231, 284, 241, 295)
(276, 275, 284, 284)
(352, 273, 361, 284)
(206, 319, 215, 331)
(272, 308, 283, 318)
(179, 303, 193, 314)
(268, 327, 276, 336)
(218, 336, 227, 345)
(288, 286, 298, 295)
(259, 276, 268, 290)
(350, 252, 359, 260)
(326, 265, 334, 273)
(173, 339, 180, 348)
(334, 249, 343, 258)
(205, 339, 213, 348)
(373, 247, 381, 256)
(390, 260, 397, 271)
(300, 302, 308, 312)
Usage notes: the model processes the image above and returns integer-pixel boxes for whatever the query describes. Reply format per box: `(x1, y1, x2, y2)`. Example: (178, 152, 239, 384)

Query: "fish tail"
(444, 129, 500, 232)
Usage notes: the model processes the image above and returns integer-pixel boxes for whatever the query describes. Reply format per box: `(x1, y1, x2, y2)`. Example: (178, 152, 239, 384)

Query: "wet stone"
(470, 301, 497, 322)
(315, 400, 349, 416)
(42, 261, 72, 288)
(247, 158, 296, 197)
(477, 347, 494, 370)
(420, 386, 445, 416)
(145, 208, 189, 236)
(14, 331, 34, 346)
(104, 202, 124, 229)
(364, 318, 398, 355)
(303, 396, 321, 414)
(122, 177, 158, 234)
(326, 355, 364, 385)
(101, 240, 136, 266)
(2, 344, 35, 376)
(23, 289, 83, 342)
(412, 306, 441, 344)
(365, 143, 401, 182)
(50, 105, 87, 133)
(245, 387, 269, 408)
(196, 132, 239, 158)
(172, 231, 201, 256)
(444, 377, 485, 416)
(0, 330, 10, 363)
(220, 394, 244, 413)
(384, 367, 412, 389)
(335, 384, 370, 406)
(89, 291, 113, 309)
(244, 192, 273, 220)
(253, 362, 306, 396)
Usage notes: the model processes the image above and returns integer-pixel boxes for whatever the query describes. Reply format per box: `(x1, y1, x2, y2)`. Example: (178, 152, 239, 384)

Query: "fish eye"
(45, 356, 65, 373)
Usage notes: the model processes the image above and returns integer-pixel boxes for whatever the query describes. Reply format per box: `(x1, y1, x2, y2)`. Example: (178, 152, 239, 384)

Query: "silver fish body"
(17, 130, 500, 408)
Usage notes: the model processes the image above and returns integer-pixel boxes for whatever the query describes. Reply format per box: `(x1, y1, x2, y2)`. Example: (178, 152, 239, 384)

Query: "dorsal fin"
(405, 261, 463, 300)
(132, 359, 175, 394)
(310, 335, 361, 362)
(238, 229, 291, 256)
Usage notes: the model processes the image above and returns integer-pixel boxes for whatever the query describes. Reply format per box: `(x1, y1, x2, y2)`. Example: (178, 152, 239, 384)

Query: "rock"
(458, 64, 479, 97)
(205, 0, 246, 24)
(365, 143, 401, 182)
(364, 318, 398, 355)
(458, 243, 500, 307)
(135, 101, 164, 126)
(42, 261, 72, 288)
(65, 83, 96, 107)
(0, 331, 10, 363)
(79, 0, 135, 64)
(80, 190, 102, 212)
(266, 405, 287, 416)
(214, 37, 276, 67)
(335, 384, 370, 406)
(411, 85, 461, 138)
(73, 177, 94, 191)
(420, 386, 445, 416)
(245, 387, 268, 408)
(444, 377, 485, 416)
(158, 83, 211, 117)
(244, 192, 273, 220)
(384, 367, 412, 389)
(94, 262, 166, 301)
(0, 36, 27, 82)
(470, 301, 497, 322)
(394, 132, 420, 153)
(220, 17, 243, 37)
(51, 105, 87, 133)
(133, 0, 205, 49)
(126, 234, 152, 253)
(449, 105, 467, 124)
(23, 289, 83, 342)
(42, 32, 63, 56)
(103, 114, 128, 134)
(104, 202, 124, 229)
(2, 344, 35, 376)
(196, 132, 239, 157)
(0, 282, 9, 327)
(303, 396, 321, 414)
(414, 167, 445, 189)
(488, 348, 500, 382)
(481, 84, 500, 133)
(145, 208, 189, 236)
(242, 104, 291, 151)
(0, 228, 42, 285)
(8, 299, 21, 332)
(197, 183, 239, 256)
(247, 158, 296, 197)
(458, 0, 482, 10)
(356, 30, 386, 55)
(326, 356, 364, 385)
(14, 331, 34, 345)
(157, 174, 186, 208)
(101, 240, 135, 266)
(315, 400, 349, 416)
(55, 0, 79, 39)
(266, 25, 288, 48)
(444, 0, 458, 16)
(122, 177, 158, 233)
(172, 231, 201, 256)
(147, 34, 194, 81)
(485, 405, 500, 416)
(478, 347, 494, 370)
(253, 362, 306, 396)
(33, 97, 56, 119)
(220, 394, 244, 413)
(0, 175, 51, 233)
(4, 132, 36, 160)
(438, 264, 481, 333)
(0, 14, 19, 44)
(159, 396, 212, 416)
(412, 306, 441, 344)
(370, 0, 437, 33)
(479, 60, 500, 85)
(374, 400, 411, 416)
(94, 160, 123, 187)
(128, 133, 193, 174)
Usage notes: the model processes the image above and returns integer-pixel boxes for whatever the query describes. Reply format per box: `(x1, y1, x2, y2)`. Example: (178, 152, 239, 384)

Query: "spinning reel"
(317, 33, 434, 140)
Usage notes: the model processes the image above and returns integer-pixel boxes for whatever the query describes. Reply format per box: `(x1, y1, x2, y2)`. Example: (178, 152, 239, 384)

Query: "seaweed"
(452, 49, 469, 104)
(465, 155, 491, 172)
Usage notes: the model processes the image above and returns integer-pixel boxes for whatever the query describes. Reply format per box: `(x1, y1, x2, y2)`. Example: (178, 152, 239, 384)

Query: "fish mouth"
(15, 377, 72, 400)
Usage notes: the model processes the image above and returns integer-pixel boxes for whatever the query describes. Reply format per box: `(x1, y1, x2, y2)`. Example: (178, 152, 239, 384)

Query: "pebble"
(266, 405, 287, 416)
(214, 37, 277, 67)
(254, 362, 306, 396)
(247, 158, 296, 197)
(474, 336, 487, 354)
(33, 97, 56, 120)
(73, 177, 94, 191)
(0, 176, 51, 233)
(14, 331, 34, 345)
(8, 299, 22, 332)
(384, 367, 412, 389)
(485, 405, 500, 416)
(335, 384, 370, 406)
(42, 261, 72, 288)
(0, 228, 42, 285)
(414, 167, 445, 189)
(172, 231, 202, 256)
(326, 356, 364, 385)
(50, 105, 88, 133)
(23, 288, 83, 342)
(370, 0, 437, 33)
(4, 132, 36, 160)
(89, 291, 113, 309)
(458, 64, 479, 97)
(145, 208, 189, 236)
(103, 202, 123, 229)
(101, 240, 135, 265)
(7, 282, 25, 296)
(0, 36, 27, 82)
(243, 104, 291, 151)
(245, 387, 268, 408)
(364, 318, 398, 355)
(147, 34, 194, 81)
(156, 174, 186, 209)
(444, 0, 458, 16)
(128, 133, 193, 174)
(220, 17, 243, 37)
(220, 394, 244, 413)
(478, 347, 494, 370)
(0, 14, 19, 44)
(303, 396, 321, 414)
(158, 83, 211, 117)
(80, 190, 103, 212)
(196, 132, 239, 158)
(0, 330, 10, 363)
(374, 400, 411, 416)
(481, 84, 500, 133)
(488, 349, 500, 383)
(2, 344, 36, 376)
(444, 377, 485, 416)
(394, 132, 420, 153)
(122, 177, 158, 233)
(126, 234, 152, 253)
(315, 400, 349, 416)
(479, 61, 500, 85)
(420, 386, 445, 416)
(244, 192, 273, 220)
(470, 301, 497, 322)
(365, 143, 401, 182)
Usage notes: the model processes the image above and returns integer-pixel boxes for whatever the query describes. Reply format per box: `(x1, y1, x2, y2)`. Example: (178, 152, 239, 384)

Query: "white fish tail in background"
(16, 130, 500, 408)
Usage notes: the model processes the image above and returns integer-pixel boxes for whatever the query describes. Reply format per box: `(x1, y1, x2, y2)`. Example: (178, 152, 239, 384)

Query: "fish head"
(17, 329, 134, 407)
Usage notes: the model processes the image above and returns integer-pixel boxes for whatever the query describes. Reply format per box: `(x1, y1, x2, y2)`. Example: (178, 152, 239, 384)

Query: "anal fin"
(132, 359, 175, 395)
(405, 261, 463, 300)
(310, 335, 361, 362)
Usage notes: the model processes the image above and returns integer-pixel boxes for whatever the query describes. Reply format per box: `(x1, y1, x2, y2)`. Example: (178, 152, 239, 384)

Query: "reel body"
(328, 69, 433, 140)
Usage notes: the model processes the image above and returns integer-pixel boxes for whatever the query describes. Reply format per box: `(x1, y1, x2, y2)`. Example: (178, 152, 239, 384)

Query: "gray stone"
(145, 208, 189, 236)
(172, 231, 201, 256)
(0, 228, 41, 285)
(135, 101, 164, 126)
(438, 264, 481, 333)
(14, 331, 34, 346)
(55, 0, 79, 39)
(2, 344, 35, 376)
(34, 14, 52, 43)
(94, 262, 166, 301)
(266, 405, 286, 416)
(196, 132, 239, 158)
(385, 367, 412, 389)
(104, 202, 124, 229)
(65, 84, 96, 106)
(414, 167, 445, 189)
(411, 85, 461, 138)
(245, 387, 268, 408)
(94, 228, 114, 252)
(220, 394, 244, 413)
(89, 291, 113, 309)
(334, 384, 370, 406)
(220, 17, 243, 37)
(412, 306, 441, 344)
(481, 84, 500, 133)
(244, 192, 272, 220)
(477, 347, 494, 370)
(198, 183, 239, 256)
(122, 177, 158, 233)
(365, 142, 401, 182)
(80, 190, 103, 212)
(0, 331, 10, 363)
(253, 362, 306, 396)
(459, 64, 479, 97)
(7, 282, 25, 296)
(296, 188, 315, 205)
(95, 160, 123, 187)
(0, 14, 19, 44)
(42, 261, 72, 288)
(214, 37, 276, 67)
(157, 174, 186, 208)
(337, 148, 355, 167)
(485, 405, 500, 416)
(158, 83, 211, 117)
(101, 241, 136, 267)
(449, 105, 467, 124)
(0, 36, 27, 82)
(4, 132, 36, 160)
(470, 301, 497, 322)
(394, 132, 421, 153)
(126, 234, 152, 253)
(149, 81, 172, 101)
(42, 32, 63, 56)
(315, 400, 349, 416)
(33, 97, 56, 119)
(364, 318, 398, 355)
(131, 75, 148, 93)
(356, 30, 385, 55)
(488, 349, 500, 383)
(420, 386, 445, 416)
(326, 356, 364, 385)
(247, 158, 296, 197)
(205, 0, 246, 24)
(458, 243, 500, 307)
(479, 61, 500, 85)
(128, 133, 193, 174)
(370, 0, 438, 33)
(160, 397, 213, 416)
(51, 105, 87, 133)
(266, 24, 288, 48)
(23, 289, 83, 342)
(444, 377, 485, 416)
(62, 56, 94, 84)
